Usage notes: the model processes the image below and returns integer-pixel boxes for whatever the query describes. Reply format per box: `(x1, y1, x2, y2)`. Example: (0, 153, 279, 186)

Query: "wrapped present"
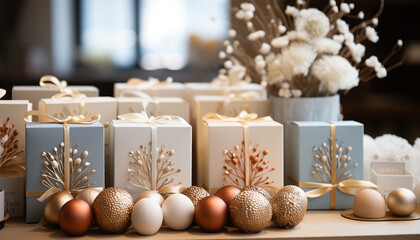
(371, 162, 413, 198)
(25, 111, 105, 223)
(117, 91, 189, 123)
(114, 77, 187, 100)
(201, 111, 283, 194)
(12, 75, 98, 110)
(288, 121, 377, 210)
(110, 112, 191, 199)
(194, 94, 271, 186)
(0, 89, 32, 217)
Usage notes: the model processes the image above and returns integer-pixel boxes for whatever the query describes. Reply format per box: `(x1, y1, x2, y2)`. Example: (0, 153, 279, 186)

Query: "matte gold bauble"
(43, 191, 74, 226)
(59, 199, 93, 236)
(214, 185, 241, 207)
(242, 185, 272, 202)
(92, 187, 134, 233)
(136, 190, 164, 207)
(76, 188, 102, 207)
(229, 190, 272, 232)
(387, 188, 417, 216)
(271, 185, 307, 228)
(195, 196, 228, 232)
(181, 186, 210, 206)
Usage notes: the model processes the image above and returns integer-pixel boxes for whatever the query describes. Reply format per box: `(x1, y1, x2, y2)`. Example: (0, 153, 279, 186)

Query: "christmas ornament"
(229, 190, 272, 232)
(353, 189, 386, 219)
(131, 198, 163, 235)
(387, 188, 417, 216)
(214, 185, 241, 207)
(242, 185, 272, 201)
(43, 191, 73, 225)
(182, 186, 210, 206)
(271, 185, 306, 228)
(92, 187, 134, 233)
(195, 196, 228, 232)
(76, 188, 102, 207)
(58, 199, 92, 236)
(135, 190, 164, 207)
(162, 193, 194, 230)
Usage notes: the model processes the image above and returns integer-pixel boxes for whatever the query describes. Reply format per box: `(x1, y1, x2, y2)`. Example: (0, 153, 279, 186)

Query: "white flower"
(236, 10, 254, 21)
(349, 3, 355, 9)
(374, 134, 414, 162)
(358, 11, 364, 19)
(226, 45, 233, 54)
(271, 36, 289, 48)
(336, 19, 349, 34)
(372, 18, 379, 26)
(344, 32, 354, 43)
(224, 60, 233, 69)
(346, 42, 365, 63)
(259, 42, 271, 54)
(228, 29, 236, 38)
(365, 26, 379, 43)
(397, 39, 403, 47)
(376, 67, 387, 78)
(365, 56, 380, 68)
(311, 38, 342, 55)
(363, 134, 376, 180)
(254, 55, 266, 73)
(240, 2, 255, 12)
(278, 25, 287, 34)
(278, 88, 292, 98)
(219, 51, 226, 59)
(295, 8, 330, 39)
(340, 3, 350, 13)
(248, 30, 265, 41)
(332, 6, 339, 13)
(297, 0, 305, 5)
(311, 55, 359, 93)
(287, 30, 309, 42)
(291, 89, 302, 97)
(333, 34, 345, 43)
(247, 22, 253, 29)
(329, 0, 336, 6)
(227, 64, 248, 83)
(285, 6, 299, 17)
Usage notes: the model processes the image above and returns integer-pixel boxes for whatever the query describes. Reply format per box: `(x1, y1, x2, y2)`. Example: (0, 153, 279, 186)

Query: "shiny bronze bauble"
(387, 188, 417, 216)
(43, 191, 74, 226)
(195, 196, 228, 232)
(214, 186, 241, 207)
(59, 199, 93, 236)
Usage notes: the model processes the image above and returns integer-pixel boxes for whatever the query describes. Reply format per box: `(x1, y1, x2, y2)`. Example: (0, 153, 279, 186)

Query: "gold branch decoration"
(0, 117, 24, 174)
(128, 142, 181, 190)
(223, 140, 274, 188)
(41, 143, 96, 191)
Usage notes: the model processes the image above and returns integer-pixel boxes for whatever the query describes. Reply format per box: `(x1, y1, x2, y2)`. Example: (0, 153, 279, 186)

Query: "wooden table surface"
(1, 210, 420, 240)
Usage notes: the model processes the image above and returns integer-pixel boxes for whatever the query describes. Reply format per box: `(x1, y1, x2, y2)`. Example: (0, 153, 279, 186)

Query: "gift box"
(288, 121, 373, 210)
(194, 95, 271, 186)
(114, 78, 187, 100)
(38, 97, 117, 187)
(201, 112, 283, 194)
(0, 95, 32, 217)
(25, 122, 104, 223)
(371, 162, 413, 198)
(117, 97, 189, 123)
(110, 113, 192, 199)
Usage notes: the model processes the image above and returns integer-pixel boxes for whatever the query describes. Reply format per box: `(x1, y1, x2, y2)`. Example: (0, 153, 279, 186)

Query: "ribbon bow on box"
(125, 77, 173, 98)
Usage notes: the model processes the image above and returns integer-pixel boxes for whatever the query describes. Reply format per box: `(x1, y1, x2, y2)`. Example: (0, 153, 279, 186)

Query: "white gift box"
(371, 162, 413, 198)
(194, 95, 271, 186)
(201, 114, 283, 194)
(38, 97, 117, 186)
(114, 82, 187, 100)
(110, 116, 192, 198)
(12, 86, 98, 110)
(117, 97, 189, 123)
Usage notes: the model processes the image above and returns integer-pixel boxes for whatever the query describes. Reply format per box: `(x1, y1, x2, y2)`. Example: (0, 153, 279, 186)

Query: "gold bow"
(203, 111, 273, 186)
(0, 88, 6, 99)
(126, 77, 173, 98)
(222, 91, 264, 114)
(117, 112, 180, 125)
(119, 91, 161, 116)
(24, 110, 101, 201)
(40, 75, 87, 102)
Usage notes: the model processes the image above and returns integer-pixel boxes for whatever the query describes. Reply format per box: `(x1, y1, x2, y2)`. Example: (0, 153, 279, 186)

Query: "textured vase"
(270, 95, 341, 185)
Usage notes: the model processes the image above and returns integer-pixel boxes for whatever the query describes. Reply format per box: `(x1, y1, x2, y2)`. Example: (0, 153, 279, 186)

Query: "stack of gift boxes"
(0, 75, 412, 223)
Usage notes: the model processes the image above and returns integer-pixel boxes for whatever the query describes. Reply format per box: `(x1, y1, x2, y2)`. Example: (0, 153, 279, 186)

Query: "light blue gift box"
(25, 122, 104, 223)
(288, 121, 364, 210)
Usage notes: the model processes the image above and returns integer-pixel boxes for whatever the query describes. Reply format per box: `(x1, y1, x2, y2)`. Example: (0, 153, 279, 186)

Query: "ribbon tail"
(37, 187, 62, 202)
(337, 180, 378, 195)
(158, 184, 186, 198)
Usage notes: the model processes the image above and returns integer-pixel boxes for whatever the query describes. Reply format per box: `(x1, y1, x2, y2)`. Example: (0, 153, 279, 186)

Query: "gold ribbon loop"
(24, 110, 100, 124)
(40, 75, 87, 103)
(117, 112, 180, 125)
(40, 75, 67, 89)
(126, 77, 173, 87)
(0, 88, 6, 99)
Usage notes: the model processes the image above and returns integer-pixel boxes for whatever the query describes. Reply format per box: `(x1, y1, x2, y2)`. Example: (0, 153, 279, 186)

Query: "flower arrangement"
(217, 0, 403, 97)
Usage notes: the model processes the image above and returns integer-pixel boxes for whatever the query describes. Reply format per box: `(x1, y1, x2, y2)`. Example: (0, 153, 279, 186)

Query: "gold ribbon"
(202, 111, 273, 187)
(295, 122, 377, 209)
(0, 88, 5, 99)
(120, 91, 160, 116)
(222, 91, 263, 114)
(24, 110, 100, 201)
(126, 77, 172, 97)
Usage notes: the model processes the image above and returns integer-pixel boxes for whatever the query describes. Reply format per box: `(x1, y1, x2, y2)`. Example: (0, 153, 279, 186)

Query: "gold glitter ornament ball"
(387, 188, 417, 216)
(92, 187, 134, 233)
(182, 186, 210, 206)
(229, 190, 272, 232)
(271, 185, 307, 228)
(242, 185, 272, 202)
(43, 191, 74, 226)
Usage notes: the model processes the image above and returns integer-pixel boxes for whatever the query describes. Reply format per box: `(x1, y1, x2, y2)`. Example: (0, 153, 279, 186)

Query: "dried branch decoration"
(0, 117, 24, 171)
(41, 143, 96, 191)
(312, 139, 357, 184)
(223, 140, 274, 188)
(128, 142, 181, 190)
(218, 0, 403, 97)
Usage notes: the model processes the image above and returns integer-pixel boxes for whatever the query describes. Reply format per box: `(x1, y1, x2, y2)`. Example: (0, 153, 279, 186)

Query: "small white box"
(12, 85, 98, 110)
(114, 82, 187, 100)
(371, 162, 413, 198)
(202, 117, 283, 194)
(117, 97, 189, 123)
(111, 118, 192, 198)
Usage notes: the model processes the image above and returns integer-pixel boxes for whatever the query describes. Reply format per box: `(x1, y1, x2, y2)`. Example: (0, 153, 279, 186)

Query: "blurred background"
(0, 0, 419, 142)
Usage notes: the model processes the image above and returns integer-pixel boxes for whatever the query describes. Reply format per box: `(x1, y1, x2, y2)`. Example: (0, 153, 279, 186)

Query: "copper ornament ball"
(195, 196, 228, 232)
(387, 188, 417, 216)
(43, 191, 74, 226)
(214, 185, 241, 207)
(59, 199, 93, 236)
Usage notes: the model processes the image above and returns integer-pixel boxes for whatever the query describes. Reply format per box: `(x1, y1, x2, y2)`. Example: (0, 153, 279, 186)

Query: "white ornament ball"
(131, 198, 163, 235)
(162, 193, 194, 230)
